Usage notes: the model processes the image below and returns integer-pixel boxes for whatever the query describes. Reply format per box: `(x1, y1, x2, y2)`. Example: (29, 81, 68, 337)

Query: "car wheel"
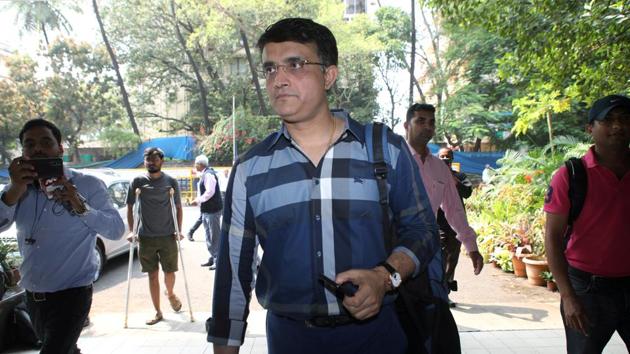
(94, 243, 106, 282)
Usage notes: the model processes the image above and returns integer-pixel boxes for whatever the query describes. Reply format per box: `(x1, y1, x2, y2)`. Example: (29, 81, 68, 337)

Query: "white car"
(0, 169, 132, 281)
(80, 169, 133, 281)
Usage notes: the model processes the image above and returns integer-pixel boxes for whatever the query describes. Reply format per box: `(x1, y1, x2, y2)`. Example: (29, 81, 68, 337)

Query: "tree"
(430, 0, 630, 133)
(44, 39, 124, 162)
(0, 55, 46, 163)
(92, 0, 141, 136)
(7, 0, 78, 46)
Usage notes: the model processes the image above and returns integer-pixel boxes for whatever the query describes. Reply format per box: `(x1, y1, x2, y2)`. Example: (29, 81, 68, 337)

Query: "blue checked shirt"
(207, 112, 439, 346)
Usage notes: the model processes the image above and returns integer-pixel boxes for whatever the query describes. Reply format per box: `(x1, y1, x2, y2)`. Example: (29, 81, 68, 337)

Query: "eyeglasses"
(261, 58, 325, 80)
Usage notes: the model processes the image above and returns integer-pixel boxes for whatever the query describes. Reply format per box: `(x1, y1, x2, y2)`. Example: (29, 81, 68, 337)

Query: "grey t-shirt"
(127, 173, 181, 237)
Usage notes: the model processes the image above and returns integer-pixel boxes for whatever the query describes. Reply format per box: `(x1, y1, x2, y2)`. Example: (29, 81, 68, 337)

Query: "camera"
(29, 157, 64, 179)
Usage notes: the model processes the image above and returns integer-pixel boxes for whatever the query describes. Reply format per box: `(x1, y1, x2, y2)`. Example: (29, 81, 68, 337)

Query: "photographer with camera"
(0, 119, 125, 354)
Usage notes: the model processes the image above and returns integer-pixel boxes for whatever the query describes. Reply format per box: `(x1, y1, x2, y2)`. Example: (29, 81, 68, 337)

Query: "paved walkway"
(5, 209, 628, 353)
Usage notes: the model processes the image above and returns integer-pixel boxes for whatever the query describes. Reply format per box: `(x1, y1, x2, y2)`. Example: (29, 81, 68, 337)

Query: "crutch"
(169, 187, 194, 322)
(124, 188, 141, 328)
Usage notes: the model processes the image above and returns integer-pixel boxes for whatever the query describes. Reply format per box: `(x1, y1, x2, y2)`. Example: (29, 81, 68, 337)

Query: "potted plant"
(0, 239, 21, 287)
(522, 255, 549, 286)
(541, 271, 557, 291)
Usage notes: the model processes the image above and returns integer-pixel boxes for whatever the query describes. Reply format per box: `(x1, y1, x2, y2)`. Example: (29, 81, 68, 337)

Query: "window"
(108, 181, 129, 208)
(344, 0, 366, 16)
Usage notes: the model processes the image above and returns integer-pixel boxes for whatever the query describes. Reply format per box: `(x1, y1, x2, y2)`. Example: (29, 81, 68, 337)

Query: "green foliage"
(0, 239, 19, 270)
(541, 270, 554, 282)
(44, 39, 124, 161)
(199, 110, 279, 165)
(438, 24, 518, 149)
(0, 54, 46, 164)
(468, 139, 589, 260)
(430, 0, 630, 134)
(493, 248, 514, 273)
(99, 126, 142, 158)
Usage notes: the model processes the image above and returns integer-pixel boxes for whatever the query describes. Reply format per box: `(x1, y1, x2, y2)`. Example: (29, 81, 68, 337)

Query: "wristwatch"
(378, 261, 402, 290)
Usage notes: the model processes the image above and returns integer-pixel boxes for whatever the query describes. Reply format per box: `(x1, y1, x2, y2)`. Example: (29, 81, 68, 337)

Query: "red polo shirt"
(544, 146, 630, 277)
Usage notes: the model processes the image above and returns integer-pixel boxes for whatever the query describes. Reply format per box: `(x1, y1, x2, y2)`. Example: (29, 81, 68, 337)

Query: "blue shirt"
(0, 168, 125, 292)
(207, 113, 439, 346)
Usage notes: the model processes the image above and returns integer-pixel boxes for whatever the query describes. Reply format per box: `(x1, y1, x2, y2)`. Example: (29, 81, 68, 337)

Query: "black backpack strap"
(564, 157, 587, 226)
(370, 122, 393, 253)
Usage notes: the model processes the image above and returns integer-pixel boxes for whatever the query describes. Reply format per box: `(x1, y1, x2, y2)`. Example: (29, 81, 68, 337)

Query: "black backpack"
(367, 122, 460, 354)
(564, 157, 588, 230)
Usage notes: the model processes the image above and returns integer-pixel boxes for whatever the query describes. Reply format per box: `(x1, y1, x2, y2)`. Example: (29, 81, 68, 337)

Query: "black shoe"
(201, 258, 214, 267)
(209, 264, 216, 270)
(187, 233, 194, 241)
(448, 298, 457, 308)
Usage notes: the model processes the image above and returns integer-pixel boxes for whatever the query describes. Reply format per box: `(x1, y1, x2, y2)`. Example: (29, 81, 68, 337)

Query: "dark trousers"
(266, 305, 406, 354)
(440, 228, 461, 290)
(188, 214, 203, 236)
(562, 267, 630, 353)
(25, 285, 92, 354)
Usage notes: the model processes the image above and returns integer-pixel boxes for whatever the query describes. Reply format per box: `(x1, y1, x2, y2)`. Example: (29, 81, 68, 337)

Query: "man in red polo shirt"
(544, 94, 630, 353)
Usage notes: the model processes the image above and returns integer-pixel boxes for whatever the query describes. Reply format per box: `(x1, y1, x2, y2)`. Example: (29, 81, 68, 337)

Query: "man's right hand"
(126, 232, 137, 243)
(561, 294, 590, 336)
(2, 158, 36, 206)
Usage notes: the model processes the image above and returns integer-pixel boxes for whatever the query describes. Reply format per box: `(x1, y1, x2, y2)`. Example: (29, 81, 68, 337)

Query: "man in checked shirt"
(207, 18, 440, 354)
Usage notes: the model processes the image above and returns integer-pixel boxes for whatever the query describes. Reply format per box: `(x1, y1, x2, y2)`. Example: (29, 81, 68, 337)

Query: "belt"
(279, 313, 358, 328)
(569, 267, 630, 287)
(26, 285, 92, 303)
(305, 314, 357, 328)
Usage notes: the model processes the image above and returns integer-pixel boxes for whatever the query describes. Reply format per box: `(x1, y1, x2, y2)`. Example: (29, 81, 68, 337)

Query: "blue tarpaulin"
(428, 143, 503, 175)
(105, 136, 195, 169)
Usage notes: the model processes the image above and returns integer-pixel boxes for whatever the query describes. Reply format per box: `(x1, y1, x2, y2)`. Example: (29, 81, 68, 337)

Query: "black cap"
(588, 94, 630, 123)
(143, 147, 164, 159)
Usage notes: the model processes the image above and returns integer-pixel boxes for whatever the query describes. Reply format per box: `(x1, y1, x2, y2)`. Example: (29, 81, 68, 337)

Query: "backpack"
(365, 122, 460, 354)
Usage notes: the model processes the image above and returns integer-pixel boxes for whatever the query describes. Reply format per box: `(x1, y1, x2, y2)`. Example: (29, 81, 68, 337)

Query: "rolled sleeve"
(207, 160, 257, 346)
(441, 174, 478, 252)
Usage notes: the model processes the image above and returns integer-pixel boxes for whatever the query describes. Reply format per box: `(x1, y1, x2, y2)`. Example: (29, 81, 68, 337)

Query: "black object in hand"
(30, 157, 64, 179)
(319, 274, 358, 299)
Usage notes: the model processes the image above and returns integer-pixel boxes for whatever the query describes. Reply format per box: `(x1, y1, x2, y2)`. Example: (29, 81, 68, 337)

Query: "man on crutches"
(126, 147, 184, 325)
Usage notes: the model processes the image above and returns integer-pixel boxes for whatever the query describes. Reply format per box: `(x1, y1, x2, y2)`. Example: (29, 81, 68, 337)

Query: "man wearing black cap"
(544, 94, 630, 352)
(127, 147, 184, 325)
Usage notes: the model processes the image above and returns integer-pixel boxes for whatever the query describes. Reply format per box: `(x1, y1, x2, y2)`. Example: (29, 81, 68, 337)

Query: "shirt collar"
(266, 109, 362, 151)
(583, 146, 598, 168)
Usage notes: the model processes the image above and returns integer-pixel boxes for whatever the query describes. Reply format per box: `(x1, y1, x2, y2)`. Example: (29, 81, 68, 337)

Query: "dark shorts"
(139, 235, 179, 273)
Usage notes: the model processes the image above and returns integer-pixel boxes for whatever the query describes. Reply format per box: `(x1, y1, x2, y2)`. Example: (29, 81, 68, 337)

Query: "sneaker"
(187, 233, 194, 241)
(167, 294, 182, 312)
(209, 264, 216, 270)
(146, 312, 163, 325)
(201, 258, 214, 267)
(448, 298, 457, 308)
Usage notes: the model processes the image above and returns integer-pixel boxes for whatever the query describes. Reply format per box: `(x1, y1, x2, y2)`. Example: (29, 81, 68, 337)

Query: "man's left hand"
(174, 233, 184, 241)
(469, 251, 484, 275)
(190, 200, 198, 206)
(335, 268, 388, 320)
(51, 177, 87, 213)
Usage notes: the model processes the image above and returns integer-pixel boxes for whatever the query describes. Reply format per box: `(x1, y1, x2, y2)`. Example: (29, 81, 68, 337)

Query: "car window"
(108, 181, 129, 208)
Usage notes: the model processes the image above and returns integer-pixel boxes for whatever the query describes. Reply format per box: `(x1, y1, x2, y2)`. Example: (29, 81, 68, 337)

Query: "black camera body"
(29, 157, 64, 179)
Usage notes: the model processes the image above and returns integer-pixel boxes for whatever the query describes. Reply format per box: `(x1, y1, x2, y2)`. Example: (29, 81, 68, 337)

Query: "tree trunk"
(41, 22, 50, 46)
(473, 137, 481, 152)
(171, 0, 212, 131)
(240, 29, 268, 116)
(547, 111, 554, 155)
(92, 0, 141, 136)
(409, 0, 416, 106)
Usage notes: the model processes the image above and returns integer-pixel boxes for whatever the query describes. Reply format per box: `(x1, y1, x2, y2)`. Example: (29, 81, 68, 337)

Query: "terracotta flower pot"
(523, 256, 549, 286)
(512, 254, 527, 278)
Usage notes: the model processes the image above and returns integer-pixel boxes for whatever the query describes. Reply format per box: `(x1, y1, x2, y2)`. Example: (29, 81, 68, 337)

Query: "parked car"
(0, 168, 132, 281)
(80, 169, 132, 281)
